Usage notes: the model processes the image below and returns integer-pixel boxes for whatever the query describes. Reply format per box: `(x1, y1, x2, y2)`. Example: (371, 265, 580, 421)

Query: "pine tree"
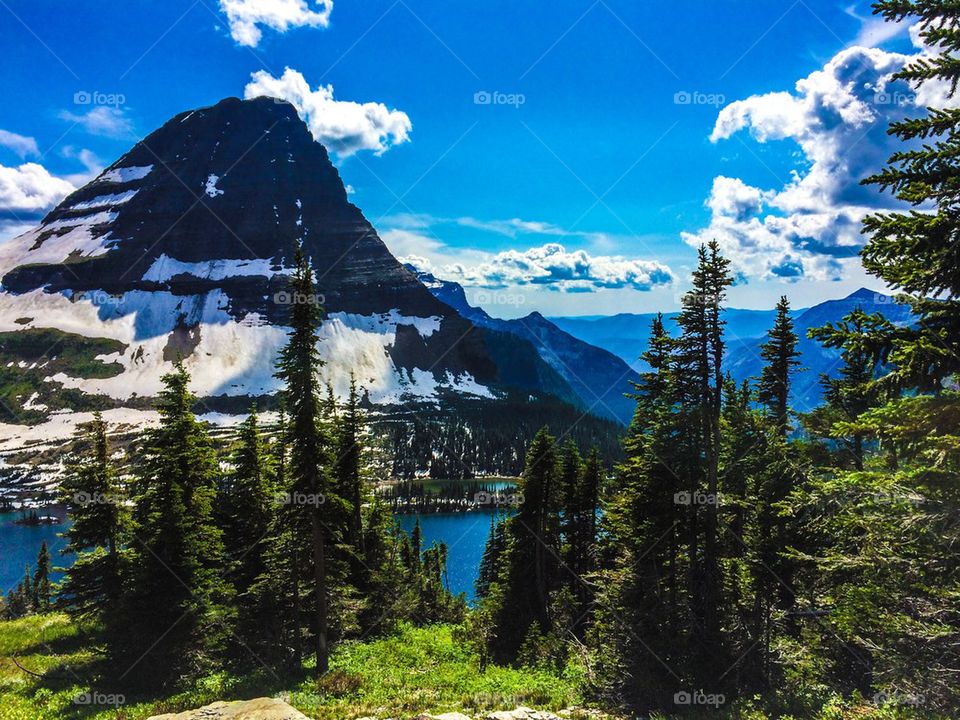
(592, 315, 688, 708)
(558, 439, 584, 575)
(484, 427, 561, 662)
(757, 296, 801, 436)
(807, 309, 892, 470)
(275, 249, 335, 675)
(336, 376, 366, 569)
(120, 361, 232, 684)
(218, 406, 274, 656)
(33, 542, 51, 611)
(59, 412, 125, 619)
(476, 513, 507, 599)
(674, 240, 733, 671)
(861, 1, 960, 393)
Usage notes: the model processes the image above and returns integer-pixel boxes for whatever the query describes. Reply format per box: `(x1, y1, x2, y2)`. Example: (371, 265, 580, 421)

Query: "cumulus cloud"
(685, 36, 957, 282)
(0, 130, 39, 158)
(219, 0, 332, 47)
(401, 242, 674, 293)
(244, 68, 411, 156)
(0, 162, 75, 216)
(58, 107, 134, 139)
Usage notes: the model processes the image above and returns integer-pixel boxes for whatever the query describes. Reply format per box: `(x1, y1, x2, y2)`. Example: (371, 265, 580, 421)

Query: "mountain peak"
(846, 287, 884, 301)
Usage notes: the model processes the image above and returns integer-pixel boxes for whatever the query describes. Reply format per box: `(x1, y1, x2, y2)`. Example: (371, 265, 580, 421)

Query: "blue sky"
(0, 0, 935, 316)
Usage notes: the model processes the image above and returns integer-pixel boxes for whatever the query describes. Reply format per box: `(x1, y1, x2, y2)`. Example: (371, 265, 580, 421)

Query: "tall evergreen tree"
(674, 240, 733, 671)
(33, 542, 51, 611)
(120, 361, 232, 684)
(275, 249, 335, 674)
(59, 412, 125, 619)
(484, 427, 561, 662)
(336, 376, 366, 566)
(218, 406, 274, 657)
(757, 296, 801, 436)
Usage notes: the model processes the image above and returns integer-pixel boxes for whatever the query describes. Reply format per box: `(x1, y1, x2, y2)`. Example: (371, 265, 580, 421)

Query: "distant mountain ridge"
(550, 288, 915, 411)
(410, 267, 640, 425)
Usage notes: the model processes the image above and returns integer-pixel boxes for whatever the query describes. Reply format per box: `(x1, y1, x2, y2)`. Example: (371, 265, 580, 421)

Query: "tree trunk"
(311, 511, 328, 674)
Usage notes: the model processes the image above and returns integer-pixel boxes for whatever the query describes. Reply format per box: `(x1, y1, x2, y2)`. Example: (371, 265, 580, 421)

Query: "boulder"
(147, 697, 309, 720)
(484, 708, 561, 720)
(414, 713, 472, 720)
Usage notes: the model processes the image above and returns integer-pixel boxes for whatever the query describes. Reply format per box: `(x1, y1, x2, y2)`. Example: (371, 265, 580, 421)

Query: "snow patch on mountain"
(96, 164, 153, 184)
(0, 288, 483, 415)
(0, 211, 119, 270)
(67, 190, 139, 211)
(142, 254, 291, 282)
(205, 174, 224, 197)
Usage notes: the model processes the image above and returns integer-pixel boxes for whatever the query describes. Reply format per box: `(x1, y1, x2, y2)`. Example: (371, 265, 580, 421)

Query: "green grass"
(0, 614, 948, 720)
(0, 615, 581, 720)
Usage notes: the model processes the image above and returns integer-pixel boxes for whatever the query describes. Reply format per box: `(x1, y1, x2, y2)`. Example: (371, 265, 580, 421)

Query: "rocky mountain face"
(412, 267, 639, 425)
(0, 97, 610, 460)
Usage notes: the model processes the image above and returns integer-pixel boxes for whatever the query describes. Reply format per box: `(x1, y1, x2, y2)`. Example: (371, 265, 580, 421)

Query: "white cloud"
(685, 41, 958, 282)
(0, 162, 75, 215)
(58, 107, 134, 139)
(219, 0, 332, 47)
(0, 130, 39, 158)
(844, 4, 910, 48)
(244, 68, 411, 156)
(60, 147, 104, 187)
(400, 240, 674, 293)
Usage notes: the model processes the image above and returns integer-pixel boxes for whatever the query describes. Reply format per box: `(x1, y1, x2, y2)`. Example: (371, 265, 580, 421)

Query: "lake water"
(0, 506, 72, 596)
(397, 511, 503, 601)
(0, 505, 501, 604)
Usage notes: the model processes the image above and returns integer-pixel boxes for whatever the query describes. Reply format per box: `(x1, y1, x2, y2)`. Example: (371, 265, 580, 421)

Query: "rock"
(414, 713, 472, 720)
(485, 708, 561, 720)
(147, 697, 309, 720)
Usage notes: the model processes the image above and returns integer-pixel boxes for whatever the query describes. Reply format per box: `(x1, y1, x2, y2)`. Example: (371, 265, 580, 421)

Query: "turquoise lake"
(0, 507, 72, 596)
(0, 506, 501, 603)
